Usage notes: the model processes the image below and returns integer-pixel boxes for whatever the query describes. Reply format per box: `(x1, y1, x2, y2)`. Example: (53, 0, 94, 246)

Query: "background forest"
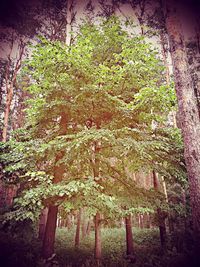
(0, 0, 200, 267)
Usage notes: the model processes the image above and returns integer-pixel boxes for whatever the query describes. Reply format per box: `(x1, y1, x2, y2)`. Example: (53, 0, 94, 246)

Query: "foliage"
(0, 220, 41, 267)
(1, 17, 186, 223)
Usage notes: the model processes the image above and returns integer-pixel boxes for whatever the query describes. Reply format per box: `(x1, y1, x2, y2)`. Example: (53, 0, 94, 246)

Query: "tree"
(163, 0, 200, 254)
(75, 208, 82, 247)
(1, 33, 27, 142)
(5, 17, 185, 262)
(125, 214, 135, 262)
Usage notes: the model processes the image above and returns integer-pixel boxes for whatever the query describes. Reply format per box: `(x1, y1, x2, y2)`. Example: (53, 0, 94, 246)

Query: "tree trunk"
(163, 0, 200, 253)
(2, 86, 13, 142)
(66, 214, 72, 229)
(66, 0, 73, 46)
(81, 208, 87, 239)
(42, 205, 58, 259)
(125, 214, 134, 255)
(158, 3, 177, 129)
(125, 214, 136, 263)
(160, 31, 170, 85)
(38, 208, 48, 240)
(153, 170, 167, 249)
(138, 214, 141, 228)
(94, 212, 102, 264)
(140, 214, 144, 229)
(42, 113, 68, 259)
(168, 216, 174, 233)
(86, 218, 92, 236)
(75, 208, 82, 247)
(147, 213, 152, 229)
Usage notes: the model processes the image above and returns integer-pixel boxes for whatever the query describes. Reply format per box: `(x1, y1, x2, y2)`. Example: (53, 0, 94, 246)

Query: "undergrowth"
(0, 225, 197, 267)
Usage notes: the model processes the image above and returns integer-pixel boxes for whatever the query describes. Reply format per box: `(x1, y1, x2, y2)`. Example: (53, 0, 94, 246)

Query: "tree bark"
(160, 31, 170, 85)
(38, 208, 48, 240)
(2, 38, 25, 142)
(42, 205, 58, 259)
(163, 0, 200, 253)
(125, 214, 136, 263)
(153, 170, 167, 249)
(75, 208, 82, 247)
(81, 208, 87, 239)
(2, 86, 13, 142)
(66, 0, 73, 46)
(42, 113, 68, 259)
(86, 218, 92, 236)
(125, 214, 134, 255)
(94, 212, 102, 264)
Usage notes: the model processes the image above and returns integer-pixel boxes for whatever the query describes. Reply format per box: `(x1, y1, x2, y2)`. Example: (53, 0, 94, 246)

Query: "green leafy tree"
(4, 17, 185, 260)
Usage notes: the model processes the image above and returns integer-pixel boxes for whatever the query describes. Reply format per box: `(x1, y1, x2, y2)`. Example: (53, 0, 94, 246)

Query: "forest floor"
(0, 226, 196, 267)
(54, 227, 194, 267)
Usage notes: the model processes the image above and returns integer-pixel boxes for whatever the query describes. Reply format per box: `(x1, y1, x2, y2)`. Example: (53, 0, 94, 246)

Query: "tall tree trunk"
(138, 214, 141, 228)
(86, 218, 92, 236)
(2, 86, 13, 142)
(2, 38, 25, 142)
(75, 208, 82, 248)
(81, 208, 87, 239)
(160, 31, 170, 85)
(146, 213, 151, 229)
(42, 205, 58, 259)
(125, 214, 136, 263)
(66, 0, 73, 46)
(38, 208, 48, 240)
(125, 214, 134, 255)
(42, 114, 68, 259)
(94, 212, 102, 265)
(66, 214, 72, 229)
(153, 170, 167, 249)
(163, 0, 200, 253)
(140, 214, 144, 229)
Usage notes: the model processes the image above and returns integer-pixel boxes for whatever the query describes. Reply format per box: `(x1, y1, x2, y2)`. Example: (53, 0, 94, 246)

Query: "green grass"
(0, 225, 196, 267)
(54, 227, 169, 267)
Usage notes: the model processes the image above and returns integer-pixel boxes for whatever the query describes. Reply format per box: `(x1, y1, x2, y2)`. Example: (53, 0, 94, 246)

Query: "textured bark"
(75, 209, 82, 247)
(160, 31, 170, 85)
(81, 208, 87, 239)
(130, 0, 146, 36)
(94, 212, 102, 264)
(42, 205, 58, 259)
(65, 0, 73, 46)
(186, 34, 200, 116)
(2, 85, 13, 142)
(2, 38, 25, 142)
(125, 214, 134, 255)
(38, 208, 48, 240)
(125, 214, 136, 263)
(164, 0, 200, 252)
(161, 176, 168, 202)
